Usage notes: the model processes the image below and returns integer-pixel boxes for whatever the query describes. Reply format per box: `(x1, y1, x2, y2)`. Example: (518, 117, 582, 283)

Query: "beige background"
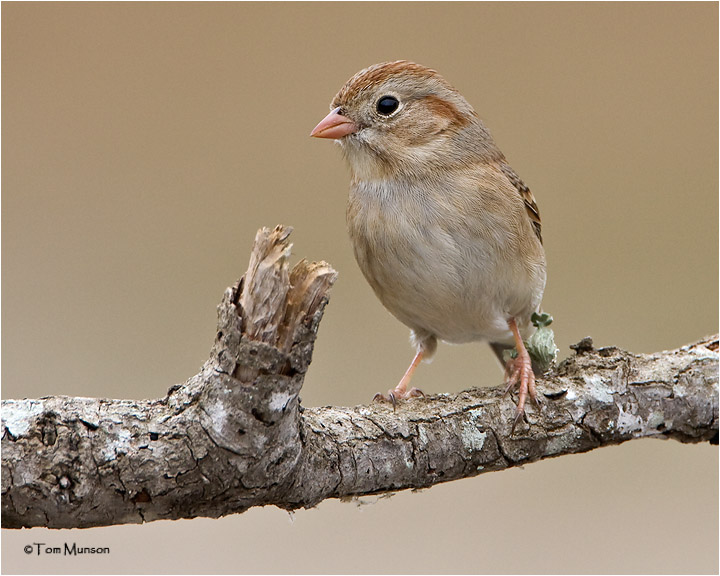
(2, 2, 718, 574)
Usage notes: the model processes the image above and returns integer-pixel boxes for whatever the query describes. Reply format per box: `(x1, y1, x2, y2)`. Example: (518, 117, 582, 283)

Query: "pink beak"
(310, 107, 358, 139)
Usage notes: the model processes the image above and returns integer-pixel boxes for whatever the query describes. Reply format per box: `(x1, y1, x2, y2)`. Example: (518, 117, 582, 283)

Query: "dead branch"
(2, 225, 717, 529)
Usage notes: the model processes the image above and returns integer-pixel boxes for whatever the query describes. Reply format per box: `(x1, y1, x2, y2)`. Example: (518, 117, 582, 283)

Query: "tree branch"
(2, 225, 717, 529)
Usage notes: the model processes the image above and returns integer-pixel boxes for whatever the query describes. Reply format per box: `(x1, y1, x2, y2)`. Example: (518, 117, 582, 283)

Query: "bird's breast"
(346, 178, 543, 343)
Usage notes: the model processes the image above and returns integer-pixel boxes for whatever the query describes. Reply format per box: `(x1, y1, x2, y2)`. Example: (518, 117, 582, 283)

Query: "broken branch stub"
(216, 226, 337, 382)
(1, 225, 338, 528)
(237, 225, 338, 350)
(238, 225, 293, 346)
(199, 225, 338, 489)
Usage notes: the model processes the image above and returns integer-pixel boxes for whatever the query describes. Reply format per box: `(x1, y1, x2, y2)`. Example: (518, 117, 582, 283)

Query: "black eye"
(376, 96, 399, 116)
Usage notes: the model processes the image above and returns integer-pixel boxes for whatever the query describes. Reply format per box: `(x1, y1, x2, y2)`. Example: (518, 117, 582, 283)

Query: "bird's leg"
(504, 317, 539, 432)
(373, 350, 425, 408)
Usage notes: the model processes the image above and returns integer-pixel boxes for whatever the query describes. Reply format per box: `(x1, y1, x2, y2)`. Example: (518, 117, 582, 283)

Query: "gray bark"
(2, 226, 718, 529)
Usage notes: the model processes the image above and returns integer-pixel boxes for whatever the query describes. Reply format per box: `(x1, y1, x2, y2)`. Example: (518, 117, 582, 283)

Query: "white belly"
(347, 179, 545, 345)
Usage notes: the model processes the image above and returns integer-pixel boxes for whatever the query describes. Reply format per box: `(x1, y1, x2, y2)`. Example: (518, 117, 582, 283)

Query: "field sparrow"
(311, 61, 546, 428)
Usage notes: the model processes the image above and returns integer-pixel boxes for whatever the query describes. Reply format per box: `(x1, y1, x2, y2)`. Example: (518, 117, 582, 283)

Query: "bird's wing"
(498, 163, 542, 244)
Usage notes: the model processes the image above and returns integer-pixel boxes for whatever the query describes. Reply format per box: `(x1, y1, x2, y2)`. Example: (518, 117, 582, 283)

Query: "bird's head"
(311, 61, 495, 180)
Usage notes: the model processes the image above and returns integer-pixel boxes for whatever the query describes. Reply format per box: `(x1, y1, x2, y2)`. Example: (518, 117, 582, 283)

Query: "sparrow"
(311, 61, 546, 428)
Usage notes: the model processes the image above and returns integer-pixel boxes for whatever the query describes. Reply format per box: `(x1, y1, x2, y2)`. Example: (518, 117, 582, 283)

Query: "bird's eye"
(376, 96, 400, 116)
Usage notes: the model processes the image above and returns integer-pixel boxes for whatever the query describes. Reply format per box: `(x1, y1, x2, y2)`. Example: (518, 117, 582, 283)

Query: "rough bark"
(2, 226, 717, 529)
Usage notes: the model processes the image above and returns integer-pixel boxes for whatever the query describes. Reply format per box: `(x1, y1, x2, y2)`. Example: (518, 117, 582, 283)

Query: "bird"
(311, 61, 546, 429)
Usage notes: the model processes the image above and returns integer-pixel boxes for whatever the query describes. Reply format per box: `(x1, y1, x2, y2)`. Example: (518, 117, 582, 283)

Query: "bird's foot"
(503, 352, 539, 433)
(373, 386, 425, 410)
(373, 349, 425, 410)
(503, 316, 542, 434)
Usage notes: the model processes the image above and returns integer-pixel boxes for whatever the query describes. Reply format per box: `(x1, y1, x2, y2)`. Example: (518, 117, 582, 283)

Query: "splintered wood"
(238, 225, 337, 352)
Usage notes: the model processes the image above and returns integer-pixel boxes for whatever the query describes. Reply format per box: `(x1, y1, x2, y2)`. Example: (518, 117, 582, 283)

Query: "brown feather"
(333, 61, 445, 107)
(499, 162, 542, 243)
(423, 94, 471, 130)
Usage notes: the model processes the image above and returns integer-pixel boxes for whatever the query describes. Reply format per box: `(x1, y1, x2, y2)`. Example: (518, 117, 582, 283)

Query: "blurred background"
(2, 3, 717, 574)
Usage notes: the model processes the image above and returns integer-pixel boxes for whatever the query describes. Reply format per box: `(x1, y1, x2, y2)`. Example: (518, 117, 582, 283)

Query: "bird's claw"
(510, 408, 525, 435)
(504, 354, 538, 433)
(373, 387, 424, 411)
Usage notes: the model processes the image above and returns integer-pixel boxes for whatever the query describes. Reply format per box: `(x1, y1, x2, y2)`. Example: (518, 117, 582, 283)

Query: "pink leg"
(374, 350, 425, 408)
(504, 318, 539, 432)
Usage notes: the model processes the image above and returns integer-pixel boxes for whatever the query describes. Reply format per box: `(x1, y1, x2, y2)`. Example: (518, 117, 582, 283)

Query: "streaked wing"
(499, 163, 542, 243)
